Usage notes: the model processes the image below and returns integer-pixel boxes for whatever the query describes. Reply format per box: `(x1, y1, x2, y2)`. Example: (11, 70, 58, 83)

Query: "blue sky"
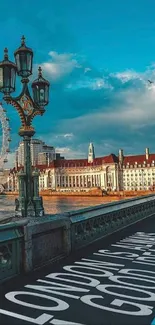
(1, 0, 155, 166)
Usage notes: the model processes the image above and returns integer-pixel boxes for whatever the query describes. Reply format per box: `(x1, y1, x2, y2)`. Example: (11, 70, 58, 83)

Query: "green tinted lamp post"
(0, 36, 50, 217)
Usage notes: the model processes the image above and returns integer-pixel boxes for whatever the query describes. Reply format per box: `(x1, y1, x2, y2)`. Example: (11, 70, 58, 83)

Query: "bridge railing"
(23, 214, 71, 273)
(0, 219, 28, 283)
(69, 194, 155, 250)
(1, 194, 155, 283)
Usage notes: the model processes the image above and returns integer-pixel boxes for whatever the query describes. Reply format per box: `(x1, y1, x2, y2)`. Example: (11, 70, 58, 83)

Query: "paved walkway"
(1, 216, 155, 325)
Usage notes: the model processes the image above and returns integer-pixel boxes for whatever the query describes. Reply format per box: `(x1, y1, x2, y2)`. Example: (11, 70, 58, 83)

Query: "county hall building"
(7, 143, 155, 192)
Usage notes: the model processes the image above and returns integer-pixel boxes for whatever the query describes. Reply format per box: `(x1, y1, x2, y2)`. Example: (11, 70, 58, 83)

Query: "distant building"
(56, 153, 64, 160)
(17, 139, 56, 167)
(8, 143, 119, 192)
(17, 139, 44, 166)
(38, 152, 55, 166)
(0, 169, 10, 190)
(7, 144, 155, 193)
(120, 147, 155, 191)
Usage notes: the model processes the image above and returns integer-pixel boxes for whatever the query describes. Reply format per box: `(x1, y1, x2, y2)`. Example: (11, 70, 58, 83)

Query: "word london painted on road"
(2, 232, 155, 324)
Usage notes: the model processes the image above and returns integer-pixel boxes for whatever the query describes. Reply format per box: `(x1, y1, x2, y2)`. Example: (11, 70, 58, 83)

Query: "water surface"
(0, 195, 119, 218)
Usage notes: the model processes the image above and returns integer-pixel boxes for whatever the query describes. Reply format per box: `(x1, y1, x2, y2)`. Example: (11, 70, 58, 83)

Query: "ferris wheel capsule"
(4, 158, 8, 163)
(6, 118, 10, 121)
(8, 138, 11, 142)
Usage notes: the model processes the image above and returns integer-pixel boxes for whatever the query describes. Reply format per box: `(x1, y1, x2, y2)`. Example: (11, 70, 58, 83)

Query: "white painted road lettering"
(119, 268, 155, 279)
(0, 309, 54, 324)
(80, 295, 153, 316)
(5, 291, 69, 311)
(2, 231, 155, 324)
(111, 243, 152, 251)
(96, 284, 155, 301)
(97, 250, 139, 259)
(25, 280, 89, 300)
(63, 265, 114, 277)
(50, 319, 86, 325)
(46, 272, 100, 287)
(108, 275, 155, 289)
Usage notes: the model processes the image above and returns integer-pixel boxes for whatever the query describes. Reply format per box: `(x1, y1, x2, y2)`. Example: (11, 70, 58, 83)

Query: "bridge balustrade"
(1, 194, 155, 283)
(69, 194, 155, 250)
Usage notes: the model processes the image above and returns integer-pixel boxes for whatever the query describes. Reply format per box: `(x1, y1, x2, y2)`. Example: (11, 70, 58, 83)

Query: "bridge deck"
(1, 215, 155, 325)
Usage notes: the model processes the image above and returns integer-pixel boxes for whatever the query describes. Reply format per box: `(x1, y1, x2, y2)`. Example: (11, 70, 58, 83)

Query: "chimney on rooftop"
(145, 148, 149, 160)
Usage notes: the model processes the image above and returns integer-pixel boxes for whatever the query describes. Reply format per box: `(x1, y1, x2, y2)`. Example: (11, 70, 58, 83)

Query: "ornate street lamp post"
(0, 36, 50, 218)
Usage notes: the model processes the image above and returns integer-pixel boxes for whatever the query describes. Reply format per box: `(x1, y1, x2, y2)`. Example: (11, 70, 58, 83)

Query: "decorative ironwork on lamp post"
(0, 36, 50, 218)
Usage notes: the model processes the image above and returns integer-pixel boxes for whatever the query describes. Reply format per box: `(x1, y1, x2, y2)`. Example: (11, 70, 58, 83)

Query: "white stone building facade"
(121, 148, 155, 191)
(7, 144, 155, 193)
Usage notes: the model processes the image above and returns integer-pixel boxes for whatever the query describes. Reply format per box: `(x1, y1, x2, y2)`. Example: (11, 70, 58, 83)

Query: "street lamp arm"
(28, 108, 43, 125)
(4, 81, 43, 128)
(4, 95, 27, 126)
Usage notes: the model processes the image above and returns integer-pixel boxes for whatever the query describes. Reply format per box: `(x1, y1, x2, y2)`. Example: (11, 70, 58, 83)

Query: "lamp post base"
(27, 199, 36, 217)
(33, 196, 44, 217)
(15, 197, 43, 218)
(16, 168, 45, 218)
(15, 197, 25, 218)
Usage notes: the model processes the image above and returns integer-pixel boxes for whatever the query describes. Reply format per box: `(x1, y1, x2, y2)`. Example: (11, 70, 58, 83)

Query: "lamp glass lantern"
(0, 48, 17, 94)
(14, 36, 33, 78)
(32, 67, 50, 107)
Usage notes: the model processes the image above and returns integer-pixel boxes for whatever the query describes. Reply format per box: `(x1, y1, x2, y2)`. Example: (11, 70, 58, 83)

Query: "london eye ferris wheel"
(0, 103, 11, 171)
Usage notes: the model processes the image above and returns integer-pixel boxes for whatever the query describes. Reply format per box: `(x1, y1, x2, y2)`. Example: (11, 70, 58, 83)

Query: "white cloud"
(56, 146, 85, 158)
(56, 147, 71, 154)
(66, 77, 113, 90)
(114, 66, 155, 87)
(8, 60, 155, 160)
(113, 70, 142, 83)
(41, 51, 80, 80)
(36, 63, 155, 157)
(63, 133, 74, 139)
(84, 67, 91, 73)
(58, 83, 155, 134)
(55, 133, 74, 139)
(91, 78, 112, 90)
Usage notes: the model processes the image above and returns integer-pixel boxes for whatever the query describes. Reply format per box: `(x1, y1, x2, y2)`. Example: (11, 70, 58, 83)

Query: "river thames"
(0, 195, 120, 218)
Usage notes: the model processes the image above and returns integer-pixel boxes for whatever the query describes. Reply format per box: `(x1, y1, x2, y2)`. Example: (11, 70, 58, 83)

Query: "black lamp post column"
(0, 36, 50, 218)
(23, 134, 35, 216)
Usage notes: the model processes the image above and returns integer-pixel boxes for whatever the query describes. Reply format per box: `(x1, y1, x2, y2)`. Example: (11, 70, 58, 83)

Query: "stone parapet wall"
(0, 219, 28, 283)
(23, 214, 71, 272)
(1, 194, 155, 283)
(70, 194, 155, 250)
